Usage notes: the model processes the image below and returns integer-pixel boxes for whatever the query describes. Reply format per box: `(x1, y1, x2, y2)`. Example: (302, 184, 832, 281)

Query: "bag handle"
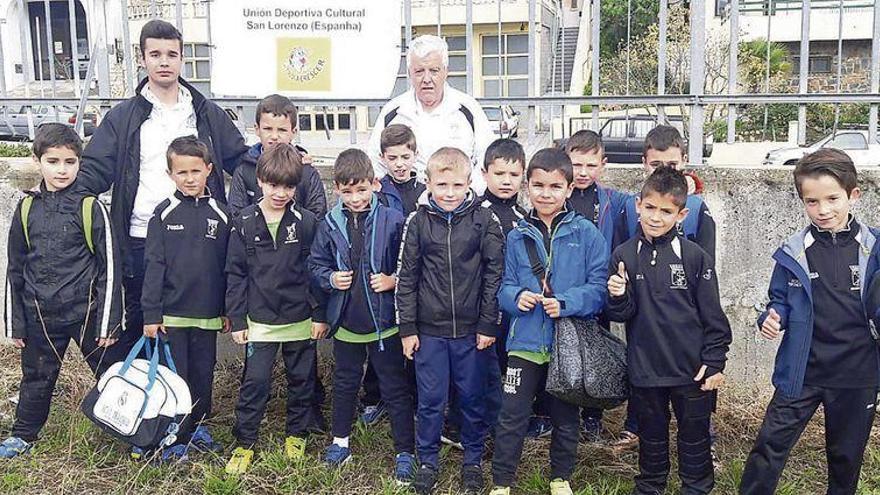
(143, 335, 179, 374)
(118, 336, 160, 391)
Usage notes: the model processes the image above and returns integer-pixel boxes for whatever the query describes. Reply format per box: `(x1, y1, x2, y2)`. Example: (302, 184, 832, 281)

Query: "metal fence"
(0, 0, 878, 167)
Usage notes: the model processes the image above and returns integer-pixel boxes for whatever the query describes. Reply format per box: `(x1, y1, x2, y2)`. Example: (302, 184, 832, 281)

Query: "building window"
(715, 0, 730, 17)
(298, 108, 352, 132)
(183, 43, 210, 81)
(481, 33, 528, 97)
(791, 55, 833, 74)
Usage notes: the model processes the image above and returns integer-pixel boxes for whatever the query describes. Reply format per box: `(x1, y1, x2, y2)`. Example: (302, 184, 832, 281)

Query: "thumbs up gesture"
(760, 308, 782, 340)
(608, 261, 628, 297)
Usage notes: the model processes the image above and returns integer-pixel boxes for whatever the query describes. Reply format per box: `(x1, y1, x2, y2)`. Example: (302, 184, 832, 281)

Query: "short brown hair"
(255, 94, 298, 127)
(641, 166, 688, 209)
(257, 144, 302, 188)
(333, 148, 374, 185)
(139, 19, 183, 56)
(484, 138, 525, 171)
(794, 148, 858, 198)
(166, 135, 212, 170)
(426, 147, 471, 178)
(565, 130, 603, 155)
(527, 148, 572, 184)
(380, 124, 417, 154)
(644, 125, 685, 157)
(33, 123, 82, 159)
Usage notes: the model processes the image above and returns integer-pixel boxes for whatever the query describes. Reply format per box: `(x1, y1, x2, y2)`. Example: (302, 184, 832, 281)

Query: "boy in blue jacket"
(489, 148, 608, 495)
(741, 149, 880, 495)
(309, 149, 416, 482)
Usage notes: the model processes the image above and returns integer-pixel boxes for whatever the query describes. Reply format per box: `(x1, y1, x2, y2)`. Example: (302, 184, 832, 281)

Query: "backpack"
(20, 195, 97, 254)
(625, 194, 703, 241)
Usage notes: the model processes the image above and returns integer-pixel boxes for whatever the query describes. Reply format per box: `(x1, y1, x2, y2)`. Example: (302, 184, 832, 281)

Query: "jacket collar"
(135, 77, 206, 113)
(173, 188, 212, 203)
(482, 189, 520, 208)
(422, 190, 478, 219)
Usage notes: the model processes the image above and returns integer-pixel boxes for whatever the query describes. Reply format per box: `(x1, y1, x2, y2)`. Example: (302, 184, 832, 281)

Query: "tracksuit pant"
(233, 339, 317, 446)
(105, 236, 147, 364)
(332, 336, 414, 453)
(13, 321, 114, 442)
(414, 334, 487, 468)
(740, 386, 877, 495)
(631, 385, 714, 495)
(447, 343, 503, 435)
(492, 356, 580, 486)
(164, 327, 218, 443)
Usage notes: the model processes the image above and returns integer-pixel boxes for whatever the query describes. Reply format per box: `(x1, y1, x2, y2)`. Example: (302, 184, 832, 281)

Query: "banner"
(209, 1, 402, 98)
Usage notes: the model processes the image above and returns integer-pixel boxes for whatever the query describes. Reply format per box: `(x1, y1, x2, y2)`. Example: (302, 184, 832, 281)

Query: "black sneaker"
(461, 464, 484, 494)
(413, 464, 438, 495)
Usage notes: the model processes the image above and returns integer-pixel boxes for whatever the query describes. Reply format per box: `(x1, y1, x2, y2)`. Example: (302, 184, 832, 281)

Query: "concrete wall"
(3, 163, 880, 392)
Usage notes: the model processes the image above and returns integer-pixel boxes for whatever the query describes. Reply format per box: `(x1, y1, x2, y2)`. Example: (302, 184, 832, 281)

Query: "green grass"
(2, 345, 880, 494)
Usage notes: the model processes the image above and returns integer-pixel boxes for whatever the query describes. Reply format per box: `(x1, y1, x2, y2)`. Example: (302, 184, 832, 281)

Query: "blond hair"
(426, 147, 471, 179)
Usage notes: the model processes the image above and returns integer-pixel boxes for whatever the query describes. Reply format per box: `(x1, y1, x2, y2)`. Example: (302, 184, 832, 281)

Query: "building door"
(29, 0, 89, 81)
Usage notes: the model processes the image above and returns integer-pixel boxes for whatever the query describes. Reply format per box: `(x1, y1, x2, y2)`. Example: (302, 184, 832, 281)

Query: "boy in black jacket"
(606, 167, 731, 495)
(309, 149, 416, 482)
(224, 145, 328, 475)
(397, 147, 505, 495)
(140, 136, 230, 461)
(1, 124, 122, 459)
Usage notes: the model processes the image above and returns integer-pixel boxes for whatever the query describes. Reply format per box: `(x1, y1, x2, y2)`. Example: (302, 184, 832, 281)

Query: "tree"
(600, 0, 659, 59)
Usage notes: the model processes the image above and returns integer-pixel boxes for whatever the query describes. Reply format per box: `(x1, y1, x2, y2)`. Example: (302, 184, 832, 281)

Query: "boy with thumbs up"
(741, 149, 880, 495)
(606, 166, 731, 495)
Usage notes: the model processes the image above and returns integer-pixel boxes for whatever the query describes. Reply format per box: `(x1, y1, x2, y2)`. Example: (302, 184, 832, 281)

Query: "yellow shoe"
(549, 478, 573, 495)
(285, 436, 307, 460)
(489, 487, 511, 495)
(225, 447, 254, 475)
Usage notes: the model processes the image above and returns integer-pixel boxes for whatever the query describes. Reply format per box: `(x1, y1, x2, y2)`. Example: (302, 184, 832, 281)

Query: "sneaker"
(413, 464, 438, 495)
(440, 425, 464, 450)
(323, 443, 352, 467)
(460, 464, 484, 494)
(285, 436, 307, 461)
(225, 447, 254, 475)
(489, 487, 511, 495)
(526, 416, 553, 438)
(0, 437, 30, 459)
(161, 444, 189, 463)
(611, 430, 639, 450)
(130, 445, 148, 461)
(190, 425, 223, 453)
(394, 452, 417, 485)
(582, 416, 602, 443)
(549, 478, 574, 495)
(359, 401, 387, 425)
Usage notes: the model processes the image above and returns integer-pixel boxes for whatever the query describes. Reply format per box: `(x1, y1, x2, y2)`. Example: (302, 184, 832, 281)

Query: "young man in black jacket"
(140, 136, 230, 461)
(1, 124, 122, 459)
(397, 147, 505, 495)
(76, 20, 248, 361)
(224, 145, 327, 475)
(606, 167, 731, 495)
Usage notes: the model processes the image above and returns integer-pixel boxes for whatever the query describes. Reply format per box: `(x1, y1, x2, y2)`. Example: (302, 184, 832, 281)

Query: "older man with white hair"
(368, 34, 494, 193)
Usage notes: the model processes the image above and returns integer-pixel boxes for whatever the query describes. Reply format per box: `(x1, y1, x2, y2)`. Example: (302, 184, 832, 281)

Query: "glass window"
(482, 36, 499, 55)
(195, 44, 210, 57)
(448, 75, 467, 92)
(828, 133, 867, 150)
(446, 36, 466, 52)
(483, 80, 501, 96)
(196, 61, 210, 78)
(337, 113, 351, 130)
(508, 79, 528, 96)
(506, 56, 528, 75)
(480, 34, 528, 97)
(183, 44, 193, 57)
(448, 55, 466, 72)
(299, 114, 312, 131)
(506, 34, 528, 54)
(482, 58, 499, 76)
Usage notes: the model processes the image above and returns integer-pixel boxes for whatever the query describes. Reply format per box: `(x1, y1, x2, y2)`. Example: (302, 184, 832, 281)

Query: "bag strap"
(20, 195, 95, 254)
(119, 336, 160, 391)
(143, 336, 179, 375)
(20, 196, 33, 249)
(523, 236, 546, 284)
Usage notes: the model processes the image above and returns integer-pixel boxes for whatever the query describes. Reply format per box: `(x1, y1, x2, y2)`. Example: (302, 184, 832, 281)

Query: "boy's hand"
(542, 298, 562, 318)
(608, 262, 628, 297)
(759, 308, 782, 340)
(311, 322, 329, 339)
(222, 317, 232, 333)
(231, 329, 249, 345)
(694, 365, 726, 391)
(402, 335, 420, 360)
(97, 337, 117, 348)
(476, 333, 496, 350)
(332, 271, 354, 290)
(143, 324, 165, 338)
(370, 273, 396, 293)
(11, 338, 24, 349)
(517, 291, 543, 312)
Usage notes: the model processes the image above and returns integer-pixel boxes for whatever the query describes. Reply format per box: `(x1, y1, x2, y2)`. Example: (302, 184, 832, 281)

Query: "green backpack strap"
(20, 195, 33, 250)
(81, 196, 95, 255)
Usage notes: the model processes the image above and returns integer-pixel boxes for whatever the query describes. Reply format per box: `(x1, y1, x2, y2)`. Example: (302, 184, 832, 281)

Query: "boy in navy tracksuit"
(140, 136, 229, 460)
(224, 144, 328, 474)
(309, 149, 416, 482)
(606, 167, 731, 495)
(359, 123, 426, 425)
(0, 124, 122, 459)
(227, 94, 327, 219)
(741, 149, 880, 495)
(562, 129, 630, 440)
(397, 147, 505, 495)
(490, 148, 608, 495)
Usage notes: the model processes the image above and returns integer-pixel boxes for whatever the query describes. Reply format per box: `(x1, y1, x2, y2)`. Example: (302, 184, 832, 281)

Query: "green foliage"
(600, 0, 659, 59)
(0, 142, 32, 158)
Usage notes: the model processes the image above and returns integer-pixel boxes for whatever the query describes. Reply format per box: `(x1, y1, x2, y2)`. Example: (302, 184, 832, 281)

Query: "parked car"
(0, 106, 96, 140)
(598, 115, 713, 164)
(484, 105, 519, 138)
(763, 129, 880, 167)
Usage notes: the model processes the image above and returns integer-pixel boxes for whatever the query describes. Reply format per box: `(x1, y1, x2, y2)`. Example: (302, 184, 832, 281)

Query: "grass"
(2, 345, 880, 494)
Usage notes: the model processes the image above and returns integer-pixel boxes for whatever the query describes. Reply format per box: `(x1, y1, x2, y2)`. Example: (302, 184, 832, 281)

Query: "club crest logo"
(670, 263, 688, 290)
(284, 223, 299, 244)
(277, 38, 331, 91)
(206, 218, 219, 240)
(850, 265, 860, 291)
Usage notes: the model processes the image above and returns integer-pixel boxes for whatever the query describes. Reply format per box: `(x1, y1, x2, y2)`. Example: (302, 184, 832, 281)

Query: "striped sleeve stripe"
(160, 196, 181, 221)
(394, 211, 419, 326)
(96, 201, 114, 339)
(208, 198, 228, 224)
(4, 278, 13, 338)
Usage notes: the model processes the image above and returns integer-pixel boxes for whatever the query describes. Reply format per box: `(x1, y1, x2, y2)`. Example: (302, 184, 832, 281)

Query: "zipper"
(447, 218, 457, 338)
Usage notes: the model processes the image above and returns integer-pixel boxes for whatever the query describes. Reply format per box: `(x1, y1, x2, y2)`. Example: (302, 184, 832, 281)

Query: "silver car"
(763, 129, 880, 167)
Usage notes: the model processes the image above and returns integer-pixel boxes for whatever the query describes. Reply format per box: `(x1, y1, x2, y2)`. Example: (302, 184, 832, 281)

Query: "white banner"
(209, 1, 402, 98)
